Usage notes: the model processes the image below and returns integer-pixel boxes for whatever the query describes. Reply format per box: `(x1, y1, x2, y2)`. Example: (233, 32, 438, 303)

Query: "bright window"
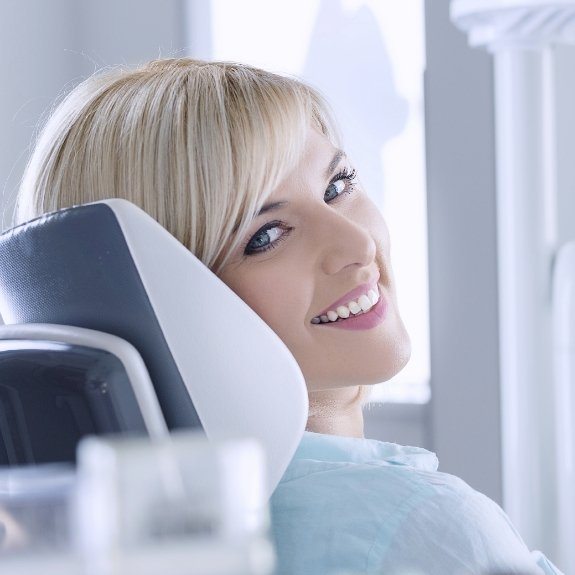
(206, 0, 430, 403)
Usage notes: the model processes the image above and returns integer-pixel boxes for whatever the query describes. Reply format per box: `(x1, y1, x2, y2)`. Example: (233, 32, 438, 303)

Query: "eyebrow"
(256, 201, 288, 217)
(253, 150, 347, 218)
(326, 149, 346, 178)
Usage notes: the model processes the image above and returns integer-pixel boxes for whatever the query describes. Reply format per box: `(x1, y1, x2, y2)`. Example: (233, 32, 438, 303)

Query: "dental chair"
(0, 199, 308, 499)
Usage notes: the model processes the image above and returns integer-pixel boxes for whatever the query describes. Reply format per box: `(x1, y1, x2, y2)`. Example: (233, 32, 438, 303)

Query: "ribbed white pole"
(493, 47, 558, 553)
(553, 241, 575, 573)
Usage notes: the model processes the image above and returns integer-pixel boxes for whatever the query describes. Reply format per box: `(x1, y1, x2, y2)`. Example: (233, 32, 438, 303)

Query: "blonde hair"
(16, 58, 338, 271)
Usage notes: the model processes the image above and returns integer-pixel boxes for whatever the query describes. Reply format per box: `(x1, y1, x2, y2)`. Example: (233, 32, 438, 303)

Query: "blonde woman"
(16, 59, 561, 575)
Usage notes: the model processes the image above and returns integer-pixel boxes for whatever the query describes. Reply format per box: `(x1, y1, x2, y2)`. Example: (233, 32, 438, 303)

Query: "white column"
(493, 45, 557, 550)
(451, 0, 575, 559)
(553, 241, 575, 573)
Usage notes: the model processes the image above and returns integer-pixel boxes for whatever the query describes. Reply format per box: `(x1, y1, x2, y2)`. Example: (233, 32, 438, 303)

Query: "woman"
(16, 58, 561, 575)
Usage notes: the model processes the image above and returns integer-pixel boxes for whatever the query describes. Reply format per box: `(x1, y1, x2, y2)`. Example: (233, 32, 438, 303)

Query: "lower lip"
(316, 294, 388, 331)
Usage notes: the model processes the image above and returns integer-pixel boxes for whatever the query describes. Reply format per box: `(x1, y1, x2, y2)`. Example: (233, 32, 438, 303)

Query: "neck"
(305, 386, 366, 438)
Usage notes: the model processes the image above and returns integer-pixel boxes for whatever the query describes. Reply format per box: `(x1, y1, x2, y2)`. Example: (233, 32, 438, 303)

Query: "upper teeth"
(312, 288, 380, 324)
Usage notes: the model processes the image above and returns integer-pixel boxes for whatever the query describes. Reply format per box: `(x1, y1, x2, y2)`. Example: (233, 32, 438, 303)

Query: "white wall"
(0, 0, 186, 229)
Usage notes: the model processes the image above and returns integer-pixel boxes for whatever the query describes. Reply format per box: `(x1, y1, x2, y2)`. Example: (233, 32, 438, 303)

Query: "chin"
(301, 332, 412, 391)
(287, 307, 412, 391)
(358, 322, 412, 385)
(376, 333, 412, 382)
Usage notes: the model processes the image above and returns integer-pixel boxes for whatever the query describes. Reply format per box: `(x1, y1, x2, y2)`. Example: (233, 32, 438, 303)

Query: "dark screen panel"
(0, 341, 148, 466)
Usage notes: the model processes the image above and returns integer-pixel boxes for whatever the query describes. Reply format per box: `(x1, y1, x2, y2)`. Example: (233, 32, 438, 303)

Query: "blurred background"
(2, 0, 575, 569)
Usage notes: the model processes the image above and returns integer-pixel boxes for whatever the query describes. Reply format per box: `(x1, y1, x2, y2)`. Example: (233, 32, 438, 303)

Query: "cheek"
(368, 199, 389, 234)
(219, 266, 308, 347)
(353, 195, 390, 254)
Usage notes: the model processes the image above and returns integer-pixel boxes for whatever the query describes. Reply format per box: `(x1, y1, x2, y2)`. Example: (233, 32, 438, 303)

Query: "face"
(219, 128, 410, 391)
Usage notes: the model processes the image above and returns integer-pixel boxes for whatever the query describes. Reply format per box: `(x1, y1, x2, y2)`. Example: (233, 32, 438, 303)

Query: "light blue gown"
(270, 431, 563, 575)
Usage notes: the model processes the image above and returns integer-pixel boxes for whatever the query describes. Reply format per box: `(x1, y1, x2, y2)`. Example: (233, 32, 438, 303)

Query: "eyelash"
(243, 167, 358, 256)
(243, 220, 293, 256)
(325, 168, 357, 202)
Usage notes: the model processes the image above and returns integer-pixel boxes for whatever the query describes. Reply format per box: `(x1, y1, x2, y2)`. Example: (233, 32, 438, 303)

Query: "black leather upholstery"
(0, 204, 201, 431)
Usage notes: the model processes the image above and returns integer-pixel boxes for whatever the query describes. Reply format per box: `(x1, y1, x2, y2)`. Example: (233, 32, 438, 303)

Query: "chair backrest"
(0, 200, 308, 497)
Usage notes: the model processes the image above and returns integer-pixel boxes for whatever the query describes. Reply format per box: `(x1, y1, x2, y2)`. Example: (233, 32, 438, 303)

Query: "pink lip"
(321, 294, 387, 331)
(316, 279, 379, 318)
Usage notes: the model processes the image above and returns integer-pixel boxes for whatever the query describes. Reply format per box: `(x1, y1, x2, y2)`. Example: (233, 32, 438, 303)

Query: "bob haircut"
(16, 58, 339, 272)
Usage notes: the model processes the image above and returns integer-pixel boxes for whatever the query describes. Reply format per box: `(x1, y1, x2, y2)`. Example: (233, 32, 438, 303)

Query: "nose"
(319, 210, 377, 276)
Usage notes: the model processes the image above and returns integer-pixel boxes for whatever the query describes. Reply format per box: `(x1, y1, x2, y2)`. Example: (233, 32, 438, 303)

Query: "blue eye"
(324, 168, 357, 203)
(244, 221, 291, 255)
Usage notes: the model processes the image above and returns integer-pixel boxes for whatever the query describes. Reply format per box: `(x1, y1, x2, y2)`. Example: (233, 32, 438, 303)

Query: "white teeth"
(336, 305, 350, 319)
(358, 294, 372, 312)
(348, 301, 361, 315)
(311, 285, 380, 324)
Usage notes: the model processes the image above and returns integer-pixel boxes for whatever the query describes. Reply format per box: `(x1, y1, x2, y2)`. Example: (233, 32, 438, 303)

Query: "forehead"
(271, 129, 343, 196)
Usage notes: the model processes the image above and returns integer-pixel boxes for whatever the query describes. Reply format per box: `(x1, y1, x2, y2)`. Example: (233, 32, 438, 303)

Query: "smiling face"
(218, 128, 410, 391)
